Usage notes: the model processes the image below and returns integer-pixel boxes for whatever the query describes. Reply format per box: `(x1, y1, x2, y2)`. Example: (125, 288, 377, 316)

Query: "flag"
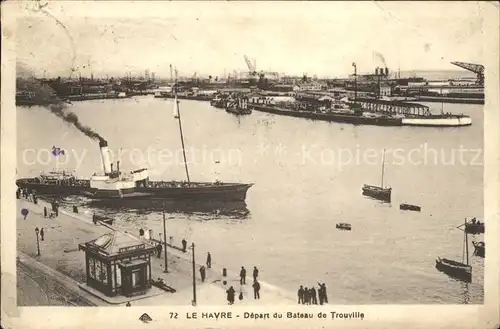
(173, 95, 179, 119)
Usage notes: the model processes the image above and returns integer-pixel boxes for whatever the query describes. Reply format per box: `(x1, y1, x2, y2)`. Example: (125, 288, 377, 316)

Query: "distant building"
(294, 81, 325, 91)
(379, 84, 392, 97)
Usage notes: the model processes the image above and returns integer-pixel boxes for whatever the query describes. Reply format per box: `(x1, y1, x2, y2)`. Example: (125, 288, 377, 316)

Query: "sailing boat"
(435, 218, 472, 283)
(362, 149, 392, 202)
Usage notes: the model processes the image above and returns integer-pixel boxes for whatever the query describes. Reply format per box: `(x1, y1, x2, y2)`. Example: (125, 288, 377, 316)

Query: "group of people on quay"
(224, 265, 262, 305)
(16, 187, 38, 204)
(297, 283, 328, 305)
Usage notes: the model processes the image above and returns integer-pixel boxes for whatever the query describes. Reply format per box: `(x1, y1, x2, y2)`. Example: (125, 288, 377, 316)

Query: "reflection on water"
(460, 282, 470, 304)
(47, 195, 250, 219)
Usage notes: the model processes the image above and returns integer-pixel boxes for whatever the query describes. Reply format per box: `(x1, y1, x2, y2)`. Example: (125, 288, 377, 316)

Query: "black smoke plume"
(47, 102, 106, 144)
(16, 63, 107, 144)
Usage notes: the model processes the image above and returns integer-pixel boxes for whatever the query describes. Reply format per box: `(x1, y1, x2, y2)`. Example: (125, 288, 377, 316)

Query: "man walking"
(310, 286, 317, 305)
(40, 228, 45, 241)
(206, 252, 212, 268)
(252, 266, 259, 281)
(226, 286, 235, 305)
(239, 266, 246, 285)
(157, 243, 162, 258)
(181, 238, 187, 252)
(252, 280, 261, 300)
(297, 285, 304, 304)
(199, 265, 206, 283)
(318, 282, 328, 304)
(139, 228, 145, 240)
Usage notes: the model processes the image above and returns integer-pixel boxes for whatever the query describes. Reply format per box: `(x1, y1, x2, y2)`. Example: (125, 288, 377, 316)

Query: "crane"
(450, 61, 484, 86)
(244, 55, 257, 76)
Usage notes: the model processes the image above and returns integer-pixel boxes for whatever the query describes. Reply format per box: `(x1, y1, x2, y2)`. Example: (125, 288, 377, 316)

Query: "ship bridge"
(355, 98, 431, 116)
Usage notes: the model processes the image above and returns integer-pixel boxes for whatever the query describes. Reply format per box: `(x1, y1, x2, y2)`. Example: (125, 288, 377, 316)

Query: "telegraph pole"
(162, 204, 168, 273)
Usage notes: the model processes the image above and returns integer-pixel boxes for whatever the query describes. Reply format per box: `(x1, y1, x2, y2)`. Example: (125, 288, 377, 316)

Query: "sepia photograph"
(1, 1, 499, 328)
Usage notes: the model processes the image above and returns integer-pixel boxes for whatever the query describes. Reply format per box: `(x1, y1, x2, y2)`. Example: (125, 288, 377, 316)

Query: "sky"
(13, 1, 489, 79)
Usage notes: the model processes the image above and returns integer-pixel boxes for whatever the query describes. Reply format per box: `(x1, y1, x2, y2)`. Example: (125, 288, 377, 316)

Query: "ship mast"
(352, 62, 357, 102)
(381, 148, 386, 188)
(173, 67, 191, 183)
(463, 218, 469, 266)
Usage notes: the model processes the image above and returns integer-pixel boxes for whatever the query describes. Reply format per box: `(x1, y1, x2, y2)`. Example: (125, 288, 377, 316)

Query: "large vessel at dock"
(251, 104, 403, 126)
(249, 97, 472, 127)
(16, 141, 253, 202)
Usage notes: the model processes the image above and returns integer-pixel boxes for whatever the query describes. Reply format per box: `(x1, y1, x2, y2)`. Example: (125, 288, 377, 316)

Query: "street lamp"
(34, 227, 40, 256)
(191, 242, 196, 306)
(162, 204, 168, 273)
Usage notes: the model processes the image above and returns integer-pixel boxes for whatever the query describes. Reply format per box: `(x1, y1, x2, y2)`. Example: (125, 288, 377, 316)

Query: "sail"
(173, 96, 179, 118)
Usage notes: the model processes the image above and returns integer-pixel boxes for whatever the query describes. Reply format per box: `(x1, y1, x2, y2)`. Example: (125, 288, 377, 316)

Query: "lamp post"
(34, 227, 40, 256)
(191, 242, 196, 306)
(162, 203, 168, 273)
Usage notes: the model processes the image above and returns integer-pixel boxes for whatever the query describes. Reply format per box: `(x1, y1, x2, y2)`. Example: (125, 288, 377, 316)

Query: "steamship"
(16, 140, 253, 202)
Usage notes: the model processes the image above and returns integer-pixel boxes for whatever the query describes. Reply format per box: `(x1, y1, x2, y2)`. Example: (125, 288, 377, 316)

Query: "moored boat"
(463, 217, 484, 234)
(436, 218, 472, 283)
(399, 203, 421, 212)
(472, 241, 484, 258)
(362, 149, 391, 202)
(435, 257, 472, 283)
(336, 223, 351, 231)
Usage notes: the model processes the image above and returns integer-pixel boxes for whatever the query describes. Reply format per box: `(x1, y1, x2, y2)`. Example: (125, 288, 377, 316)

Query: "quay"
(415, 95, 484, 105)
(16, 199, 295, 306)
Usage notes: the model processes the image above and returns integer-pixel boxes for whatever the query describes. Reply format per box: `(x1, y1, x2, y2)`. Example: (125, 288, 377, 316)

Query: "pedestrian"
(149, 229, 153, 241)
(40, 228, 44, 241)
(157, 243, 162, 258)
(226, 286, 235, 305)
(43, 207, 48, 218)
(126, 301, 131, 307)
(16, 189, 20, 199)
(240, 266, 246, 285)
(199, 265, 206, 283)
(206, 252, 212, 268)
(252, 280, 261, 299)
(318, 282, 328, 304)
(54, 202, 59, 217)
(303, 287, 309, 304)
(33, 194, 38, 204)
(310, 286, 317, 305)
(181, 238, 187, 252)
(139, 228, 145, 239)
(297, 285, 304, 304)
(252, 266, 259, 281)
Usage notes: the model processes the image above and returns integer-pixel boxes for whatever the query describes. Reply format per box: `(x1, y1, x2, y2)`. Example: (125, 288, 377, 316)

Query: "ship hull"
(16, 179, 253, 202)
(402, 116, 472, 127)
(362, 185, 391, 203)
(86, 184, 252, 201)
(435, 257, 472, 283)
(252, 105, 403, 126)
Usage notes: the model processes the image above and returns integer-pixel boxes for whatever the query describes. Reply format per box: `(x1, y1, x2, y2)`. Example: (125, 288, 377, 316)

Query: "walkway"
(16, 198, 295, 306)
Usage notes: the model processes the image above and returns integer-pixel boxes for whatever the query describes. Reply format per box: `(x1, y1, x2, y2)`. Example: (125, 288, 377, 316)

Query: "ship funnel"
(99, 141, 112, 175)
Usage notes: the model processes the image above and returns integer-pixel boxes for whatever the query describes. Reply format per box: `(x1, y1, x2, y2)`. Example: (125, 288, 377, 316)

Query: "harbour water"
(16, 96, 484, 304)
